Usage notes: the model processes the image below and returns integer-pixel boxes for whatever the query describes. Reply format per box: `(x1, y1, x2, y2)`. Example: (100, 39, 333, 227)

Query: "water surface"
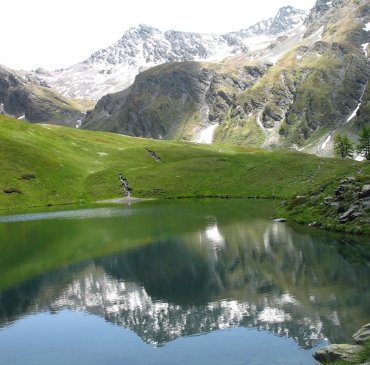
(0, 200, 369, 364)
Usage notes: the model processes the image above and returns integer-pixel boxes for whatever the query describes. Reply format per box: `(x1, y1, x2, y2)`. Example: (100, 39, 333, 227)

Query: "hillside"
(0, 65, 91, 127)
(1, 116, 369, 233)
(82, 61, 272, 140)
(83, 0, 370, 155)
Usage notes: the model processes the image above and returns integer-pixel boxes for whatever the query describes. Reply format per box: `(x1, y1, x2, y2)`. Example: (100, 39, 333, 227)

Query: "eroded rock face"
(83, 62, 271, 140)
(303, 0, 348, 38)
(0, 66, 84, 126)
(313, 344, 362, 363)
(353, 323, 370, 345)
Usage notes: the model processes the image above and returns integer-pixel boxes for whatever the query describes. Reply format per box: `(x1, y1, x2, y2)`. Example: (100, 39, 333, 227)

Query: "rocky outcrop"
(303, 0, 346, 37)
(324, 177, 370, 226)
(145, 148, 161, 161)
(0, 65, 84, 127)
(314, 323, 370, 364)
(313, 344, 362, 363)
(273, 218, 287, 222)
(353, 324, 370, 345)
(284, 175, 370, 235)
(119, 174, 132, 197)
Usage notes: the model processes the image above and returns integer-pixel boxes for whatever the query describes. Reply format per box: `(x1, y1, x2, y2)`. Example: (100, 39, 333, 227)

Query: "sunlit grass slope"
(1, 115, 368, 211)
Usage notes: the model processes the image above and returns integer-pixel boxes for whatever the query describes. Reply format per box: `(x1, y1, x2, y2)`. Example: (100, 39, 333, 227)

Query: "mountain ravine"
(83, 0, 370, 154)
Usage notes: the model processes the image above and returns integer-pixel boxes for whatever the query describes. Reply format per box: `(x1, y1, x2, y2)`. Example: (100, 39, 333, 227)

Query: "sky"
(0, 0, 316, 71)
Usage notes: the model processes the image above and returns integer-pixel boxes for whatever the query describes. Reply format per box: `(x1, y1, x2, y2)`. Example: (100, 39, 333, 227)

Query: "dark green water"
(0, 199, 369, 365)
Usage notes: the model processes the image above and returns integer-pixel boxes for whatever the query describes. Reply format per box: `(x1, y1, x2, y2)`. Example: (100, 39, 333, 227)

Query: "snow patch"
(75, 120, 82, 128)
(321, 130, 335, 150)
(244, 35, 273, 52)
(346, 102, 361, 123)
(362, 43, 369, 57)
(317, 26, 324, 40)
(17, 115, 25, 120)
(194, 124, 219, 144)
(364, 22, 370, 31)
(269, 51, 286, 64)
(346, 81, 368, 123)
(308, 26, 324, 42)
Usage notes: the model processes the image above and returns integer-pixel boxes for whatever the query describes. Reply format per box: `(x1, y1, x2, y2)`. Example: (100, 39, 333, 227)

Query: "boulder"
(335, 185, 345, 196)
(361, 198, 370, 210)
(341, 176, 357, 184)
(359, 185, 370, 199)
(313, 344, 362, 363)
(273, 218, 287, 222)
(339, 208, 356, 223)
(353, 323, 370, 344)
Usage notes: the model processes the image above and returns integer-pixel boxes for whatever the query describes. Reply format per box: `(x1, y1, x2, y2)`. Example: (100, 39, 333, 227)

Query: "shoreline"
(96, 197, 156, 204)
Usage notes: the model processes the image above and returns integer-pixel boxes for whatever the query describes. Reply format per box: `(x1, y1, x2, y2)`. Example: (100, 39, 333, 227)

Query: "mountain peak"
(235, 5, 307, 38)
(303, 0, 347, 37)
(29, 5, 309, 99)
(269, 6, 308, 35)
(123, 24, 161, 37)
(277, 5, 300, 12)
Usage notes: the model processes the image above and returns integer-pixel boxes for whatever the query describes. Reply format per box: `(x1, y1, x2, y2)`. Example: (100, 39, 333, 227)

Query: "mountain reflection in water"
(0, 200, 369, 351)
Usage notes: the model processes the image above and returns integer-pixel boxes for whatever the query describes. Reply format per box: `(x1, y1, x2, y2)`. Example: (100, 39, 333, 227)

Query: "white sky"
(0, 0, 315, 71)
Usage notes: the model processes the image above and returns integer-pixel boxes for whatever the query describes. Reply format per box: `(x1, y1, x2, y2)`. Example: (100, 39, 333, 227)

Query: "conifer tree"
(333, 134, 353, 159)
(356, 126, 370, 160)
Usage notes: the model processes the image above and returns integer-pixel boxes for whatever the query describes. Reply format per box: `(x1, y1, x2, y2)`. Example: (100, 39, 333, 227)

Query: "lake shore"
(96, 197, 155, 204)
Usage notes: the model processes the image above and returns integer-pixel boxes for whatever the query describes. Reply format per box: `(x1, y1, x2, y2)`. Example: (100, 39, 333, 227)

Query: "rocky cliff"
(82, 61, 271, 140)
(0, 65, 85, 127)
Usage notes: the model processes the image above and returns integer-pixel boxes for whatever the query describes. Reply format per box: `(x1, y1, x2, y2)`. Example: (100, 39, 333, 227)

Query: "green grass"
(1, 116, 369, 225)
(356, 340, 370, 363)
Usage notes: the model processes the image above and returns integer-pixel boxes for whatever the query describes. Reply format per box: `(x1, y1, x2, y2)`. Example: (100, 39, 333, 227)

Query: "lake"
(0, 199, 369, 365)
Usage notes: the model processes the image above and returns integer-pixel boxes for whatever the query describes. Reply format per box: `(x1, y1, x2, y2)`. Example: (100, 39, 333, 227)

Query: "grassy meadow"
(0, 115, 369, 221)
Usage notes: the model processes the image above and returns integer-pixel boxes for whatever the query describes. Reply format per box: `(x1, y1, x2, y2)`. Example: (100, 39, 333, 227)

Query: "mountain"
(82, 61, 272, 140)
(83, 0, 370, 155)
(29, 6, 307, 100)
(0, 65, 87, 127)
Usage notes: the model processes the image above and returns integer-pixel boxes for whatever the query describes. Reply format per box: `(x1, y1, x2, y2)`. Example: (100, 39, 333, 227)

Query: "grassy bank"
(1, 116, 369, 231)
